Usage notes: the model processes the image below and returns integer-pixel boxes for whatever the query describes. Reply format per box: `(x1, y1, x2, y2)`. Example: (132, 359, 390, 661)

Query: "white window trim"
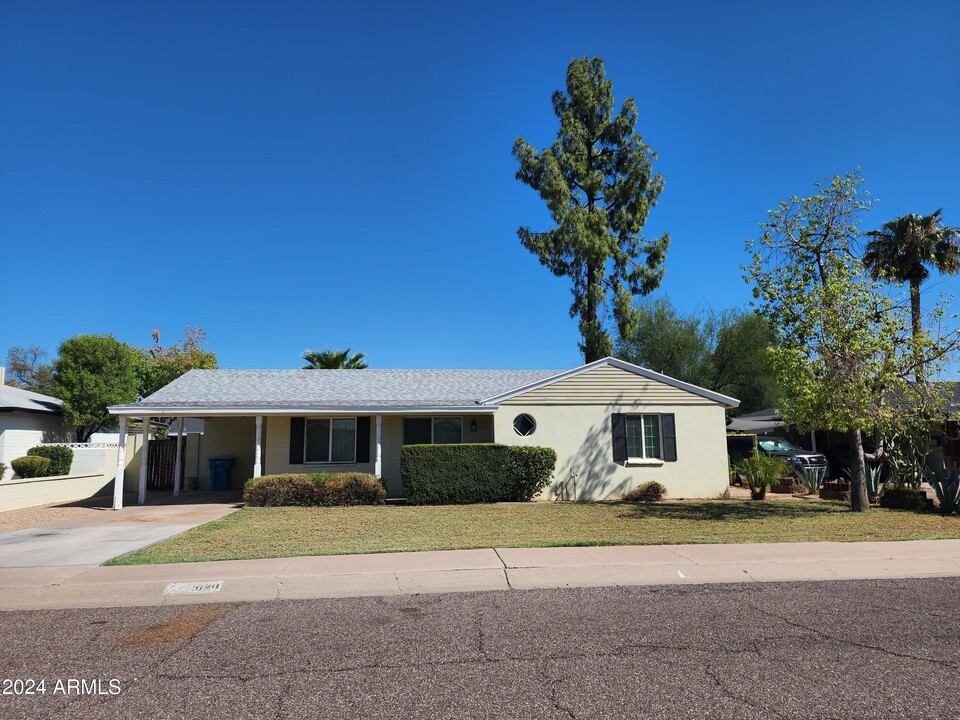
(626, 414, 663, 464)
(304, 416, 357, 464)
(404, 417, 464, 445)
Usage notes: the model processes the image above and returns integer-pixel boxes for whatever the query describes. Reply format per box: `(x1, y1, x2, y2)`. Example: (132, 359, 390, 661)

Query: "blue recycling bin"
(208, 456, 235, 491)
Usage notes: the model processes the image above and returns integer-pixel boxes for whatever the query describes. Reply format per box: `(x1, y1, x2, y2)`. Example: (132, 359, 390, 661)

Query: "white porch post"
(375, 414, 382, 478)
(138, 417, 150, 504)
(113, 416, 127, 510)
(253, 415, 263, 479)
(173, 417, 184, 497)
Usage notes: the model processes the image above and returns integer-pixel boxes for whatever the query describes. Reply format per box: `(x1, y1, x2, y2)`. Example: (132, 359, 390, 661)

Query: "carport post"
(253, 415, 263, 478)
(173, 417, 184, 497)
(138, 417, 150, 504)
(113, 416, 127, 510)
(375, 415, 382, 478)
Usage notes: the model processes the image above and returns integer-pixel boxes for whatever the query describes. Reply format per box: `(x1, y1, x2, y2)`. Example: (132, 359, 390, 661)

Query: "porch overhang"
(107, 404, 500, 417)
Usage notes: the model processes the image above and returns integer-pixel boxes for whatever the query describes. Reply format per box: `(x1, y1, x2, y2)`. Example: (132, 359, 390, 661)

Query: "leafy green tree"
(712, 313, 779, 415)
(513, 56, 669, 362)
(863, 208, 960, 380)
(52, 335, 140, 442)
(4, 345, 55, 394)
(302, 348, 369, 369)
(615, 298, 777, 414)
(746, 171, 958, 511)
(137, 326, 218, 398)
(615, 298, 712, 386)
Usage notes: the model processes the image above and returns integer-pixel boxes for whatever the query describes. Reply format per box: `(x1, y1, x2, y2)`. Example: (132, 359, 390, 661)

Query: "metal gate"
(147, 437, 186, 490)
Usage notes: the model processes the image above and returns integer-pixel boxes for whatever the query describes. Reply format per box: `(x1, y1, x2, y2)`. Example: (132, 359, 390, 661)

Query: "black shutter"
(355, 416, 371, 463)
(661, 413, 677, 462)
(289, 417, 305, 465)
(611, 414, 627, 463)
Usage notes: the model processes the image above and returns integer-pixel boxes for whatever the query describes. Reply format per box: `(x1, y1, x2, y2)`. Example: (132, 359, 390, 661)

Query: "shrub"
(730, 453, 790, 500)
(11, 456, 52, 479)
(27, 445, 74, 476)
(312, 472, 388, 506)
(925, 462, 960, 514)
(243, 472, 386, 507)
(0, 461, 6, 479)
(506, 446, 558, 501)
(401, 444, 557, 505)
(623, 481, 667, 503)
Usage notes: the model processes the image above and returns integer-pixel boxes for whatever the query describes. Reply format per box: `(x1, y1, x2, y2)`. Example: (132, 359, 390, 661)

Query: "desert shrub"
(623, 481, 667, 503)
(401, 444, 557, 505)
(11, 456, 52, 479)
(730, 453, 790, 500)
(243, 472, 386, 507)
(27, 445, 74, 476)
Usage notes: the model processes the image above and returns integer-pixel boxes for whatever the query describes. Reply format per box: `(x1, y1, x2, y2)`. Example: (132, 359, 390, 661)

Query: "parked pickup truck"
(727, 434, 830, 480)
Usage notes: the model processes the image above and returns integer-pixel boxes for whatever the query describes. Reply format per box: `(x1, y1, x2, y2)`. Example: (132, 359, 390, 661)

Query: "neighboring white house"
(108, 357, 739, 506)
(0, 369, 72, 481)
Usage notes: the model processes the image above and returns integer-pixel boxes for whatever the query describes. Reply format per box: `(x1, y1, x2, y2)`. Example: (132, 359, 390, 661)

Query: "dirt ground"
(0, 495, 114, 534)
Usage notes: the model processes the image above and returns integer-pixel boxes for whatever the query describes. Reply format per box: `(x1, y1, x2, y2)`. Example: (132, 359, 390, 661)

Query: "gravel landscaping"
(0, 495, 115, 534)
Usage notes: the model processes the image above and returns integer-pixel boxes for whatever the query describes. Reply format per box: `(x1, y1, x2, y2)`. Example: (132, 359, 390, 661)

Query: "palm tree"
(301, 348, 369, 369)
(863, 209, 960, 379)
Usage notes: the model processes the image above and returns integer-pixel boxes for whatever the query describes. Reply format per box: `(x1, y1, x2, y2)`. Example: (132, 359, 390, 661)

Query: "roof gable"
(481, 357, 740, 408)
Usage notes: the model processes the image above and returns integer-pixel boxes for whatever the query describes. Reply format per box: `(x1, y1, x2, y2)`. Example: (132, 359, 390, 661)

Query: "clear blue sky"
(2, 1, 958, 371)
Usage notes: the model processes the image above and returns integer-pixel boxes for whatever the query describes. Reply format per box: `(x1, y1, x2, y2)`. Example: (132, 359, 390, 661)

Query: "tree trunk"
(848, 428, 870, 512)
(583, 261, 601, 362)
(910, 277, 925, 382)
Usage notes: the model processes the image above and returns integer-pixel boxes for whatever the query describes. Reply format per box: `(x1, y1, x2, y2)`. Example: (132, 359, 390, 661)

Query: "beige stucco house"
(107, 357, 739, 508)
(0, 375, 72, 482)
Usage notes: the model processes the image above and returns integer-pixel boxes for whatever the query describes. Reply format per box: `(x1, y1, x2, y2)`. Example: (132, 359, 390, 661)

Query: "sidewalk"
(2, 539, 960, 610)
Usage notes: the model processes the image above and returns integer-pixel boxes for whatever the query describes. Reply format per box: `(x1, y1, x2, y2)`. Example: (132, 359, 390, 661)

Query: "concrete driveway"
(0, 495, 239, 568)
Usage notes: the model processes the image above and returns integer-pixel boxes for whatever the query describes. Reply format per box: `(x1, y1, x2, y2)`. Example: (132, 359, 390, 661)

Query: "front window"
(626, 415, 662, 460)
(403, 417, 463, 445)
(305, 417, 356, 463)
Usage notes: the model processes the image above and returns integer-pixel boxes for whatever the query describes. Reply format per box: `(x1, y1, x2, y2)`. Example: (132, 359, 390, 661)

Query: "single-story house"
(107, 356, 740, 507)
(0, 370, 72, 482)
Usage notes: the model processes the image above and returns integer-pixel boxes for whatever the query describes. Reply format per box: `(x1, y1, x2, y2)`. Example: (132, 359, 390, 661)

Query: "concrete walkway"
(0, 498, 239, 568)
(3, 538, 960, 610)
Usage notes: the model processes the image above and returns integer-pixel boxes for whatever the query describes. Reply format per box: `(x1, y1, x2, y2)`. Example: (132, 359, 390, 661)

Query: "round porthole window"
(513, 413, 537, 437)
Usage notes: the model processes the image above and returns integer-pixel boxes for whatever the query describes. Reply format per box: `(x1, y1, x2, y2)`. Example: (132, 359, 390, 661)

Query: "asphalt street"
(2, 577, 959, 719)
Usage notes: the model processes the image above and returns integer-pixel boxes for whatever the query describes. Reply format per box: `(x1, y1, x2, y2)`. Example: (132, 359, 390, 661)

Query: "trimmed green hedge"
(243, 472, 386, 507)
(11, 456, 52, 478)
(27, 445, 74, 476)
(401, 444, 557, 505)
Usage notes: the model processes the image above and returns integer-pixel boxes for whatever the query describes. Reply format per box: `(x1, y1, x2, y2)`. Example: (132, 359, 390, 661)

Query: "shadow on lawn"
(618, 500, 844, 522)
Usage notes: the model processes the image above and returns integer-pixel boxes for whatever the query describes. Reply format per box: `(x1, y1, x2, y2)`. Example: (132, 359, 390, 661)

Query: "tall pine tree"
(514, 57, 669, 361)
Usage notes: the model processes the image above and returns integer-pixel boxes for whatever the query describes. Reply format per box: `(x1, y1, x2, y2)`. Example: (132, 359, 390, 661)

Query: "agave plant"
(925, 461, 960, 514)
(795, 465, 827, 494)
(866, 462, 892, 500)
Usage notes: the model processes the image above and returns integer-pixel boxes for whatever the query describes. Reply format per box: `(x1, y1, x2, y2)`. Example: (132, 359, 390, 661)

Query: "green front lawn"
(106, 500, 960, 565)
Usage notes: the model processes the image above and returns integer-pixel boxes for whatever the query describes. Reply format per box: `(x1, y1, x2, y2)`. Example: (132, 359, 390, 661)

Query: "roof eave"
(108, 404, 500, 417)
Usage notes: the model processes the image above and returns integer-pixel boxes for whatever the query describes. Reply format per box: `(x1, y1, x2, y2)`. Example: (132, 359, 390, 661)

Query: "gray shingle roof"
(136, 369, 561, 409)
(0, 384, 63, 414)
